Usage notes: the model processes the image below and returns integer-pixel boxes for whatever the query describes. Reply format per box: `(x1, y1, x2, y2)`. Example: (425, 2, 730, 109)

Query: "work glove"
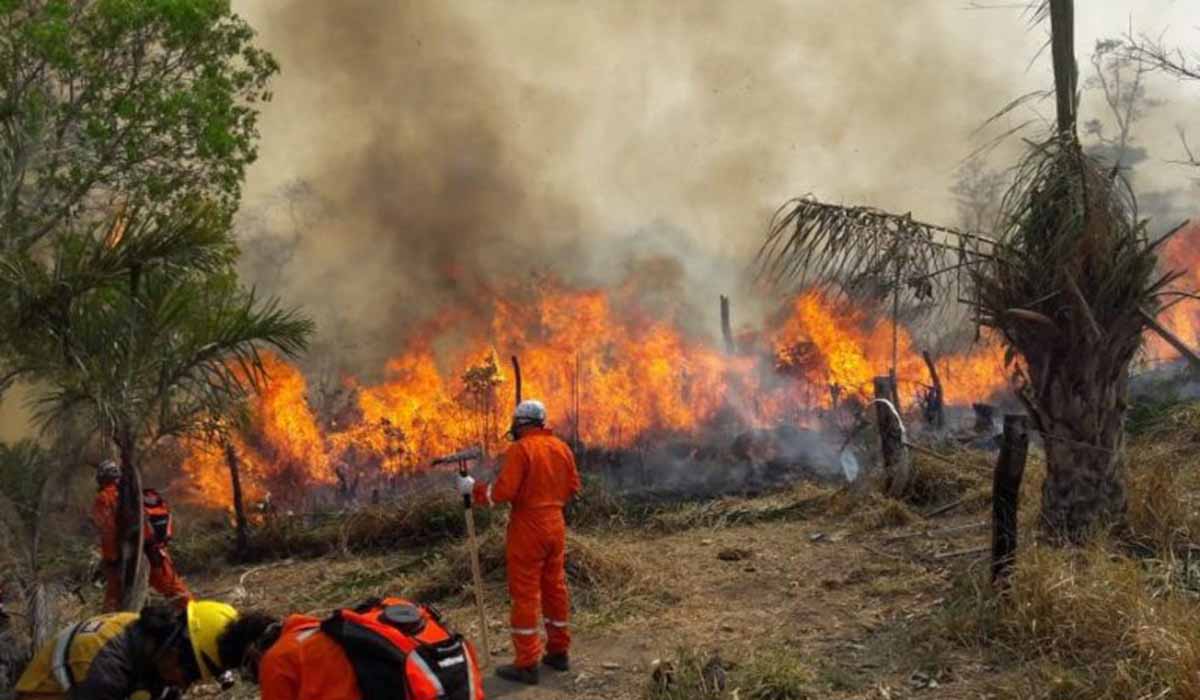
(456, 475, 475, 497)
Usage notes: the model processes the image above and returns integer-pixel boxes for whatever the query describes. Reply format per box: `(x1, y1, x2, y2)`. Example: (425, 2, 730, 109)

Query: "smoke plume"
(229, 1, 1103, 375)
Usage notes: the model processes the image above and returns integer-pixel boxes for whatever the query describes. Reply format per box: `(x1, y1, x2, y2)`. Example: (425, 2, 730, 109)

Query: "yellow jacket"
(15, 612, 153, 699)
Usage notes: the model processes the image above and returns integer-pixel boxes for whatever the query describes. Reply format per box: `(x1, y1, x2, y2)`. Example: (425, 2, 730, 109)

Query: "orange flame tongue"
(1147, 221, 1200, 362)
(179, 281, 1015, 510)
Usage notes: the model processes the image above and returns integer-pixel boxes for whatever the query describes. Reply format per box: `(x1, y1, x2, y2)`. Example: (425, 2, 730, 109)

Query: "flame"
(1146, 221, 1200, 363)
(180, 353, 332, 507)
(179, 279, 1011, 509)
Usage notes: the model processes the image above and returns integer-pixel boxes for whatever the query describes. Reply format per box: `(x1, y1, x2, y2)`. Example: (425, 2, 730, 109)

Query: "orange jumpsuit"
(92, 483, 190, 611)
(259, 615, 360, 700)
(472, 428, 580, 668)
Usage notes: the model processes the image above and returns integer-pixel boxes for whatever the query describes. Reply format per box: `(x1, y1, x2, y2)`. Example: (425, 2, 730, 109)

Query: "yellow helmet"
(186, 600, 238, 681)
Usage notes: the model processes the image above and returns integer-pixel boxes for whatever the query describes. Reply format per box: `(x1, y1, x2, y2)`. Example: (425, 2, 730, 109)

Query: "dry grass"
(644, 646, 817, 700)
(410, 529, 673, 627)
(1124, 442, 1200, 555)
(824, 489, 916, 531)
(913, 400, 1200, 700)
(172, 497, 499, 572)
(963, 543, 1200, 700)
(638, 484, 830, 534)
(906, 449, 990, 508)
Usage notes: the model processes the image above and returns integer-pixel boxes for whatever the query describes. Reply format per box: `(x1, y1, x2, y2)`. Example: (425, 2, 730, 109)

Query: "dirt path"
(461, 514, 999, 699)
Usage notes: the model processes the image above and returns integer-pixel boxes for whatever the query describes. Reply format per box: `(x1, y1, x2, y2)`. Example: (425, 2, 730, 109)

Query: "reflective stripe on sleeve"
(545, 619, 569, 628)
(510, 627, 539, 635)
(51, 622, 81, 691)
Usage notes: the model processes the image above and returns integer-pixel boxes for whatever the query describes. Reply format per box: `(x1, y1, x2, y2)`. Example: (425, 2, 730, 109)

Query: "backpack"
(142, 488, 173, 545)
(320, 597, 484, 700)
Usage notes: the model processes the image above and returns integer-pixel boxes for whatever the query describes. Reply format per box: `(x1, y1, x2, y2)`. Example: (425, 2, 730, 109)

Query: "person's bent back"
(220, 597, 484, 700)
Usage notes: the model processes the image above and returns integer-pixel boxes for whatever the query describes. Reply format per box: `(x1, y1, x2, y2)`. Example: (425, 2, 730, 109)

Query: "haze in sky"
(3, 2, 1197, 440)
(228, 1, 1199, 363)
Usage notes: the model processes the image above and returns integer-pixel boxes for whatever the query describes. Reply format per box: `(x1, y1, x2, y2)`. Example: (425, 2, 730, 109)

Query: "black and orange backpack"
(141, 488, 174, 545)
(320, 597, 484, 700)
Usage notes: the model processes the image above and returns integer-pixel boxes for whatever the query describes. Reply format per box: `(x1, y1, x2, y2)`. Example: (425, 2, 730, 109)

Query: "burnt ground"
(183, 482, 1009, 700)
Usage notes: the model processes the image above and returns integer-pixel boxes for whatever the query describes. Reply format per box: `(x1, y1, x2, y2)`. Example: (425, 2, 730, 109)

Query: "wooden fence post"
(874, 376, 911, 498)
(992, 414, 1030, 587)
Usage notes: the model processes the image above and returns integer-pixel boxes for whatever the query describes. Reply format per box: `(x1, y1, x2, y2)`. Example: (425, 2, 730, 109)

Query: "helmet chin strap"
(508, 419, 543, 440)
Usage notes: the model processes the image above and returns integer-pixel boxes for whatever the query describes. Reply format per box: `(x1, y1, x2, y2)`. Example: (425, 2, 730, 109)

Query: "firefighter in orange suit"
(93, 460, 191, 611)
(457, 400, 581, 685)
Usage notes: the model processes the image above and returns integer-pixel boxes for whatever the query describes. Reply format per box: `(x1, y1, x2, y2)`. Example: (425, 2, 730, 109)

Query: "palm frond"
(756, 196, 999, 305)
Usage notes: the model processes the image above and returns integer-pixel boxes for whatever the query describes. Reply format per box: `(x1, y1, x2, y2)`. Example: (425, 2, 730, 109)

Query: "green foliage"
(0, 0, 278, 248)
(26, 222, 314, 452)
(0, 440, 51, 529)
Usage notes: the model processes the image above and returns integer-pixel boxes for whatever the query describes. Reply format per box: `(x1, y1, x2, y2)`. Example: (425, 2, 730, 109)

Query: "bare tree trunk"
(115, 432, 147, 612)
(510, 355, 522, 406)
(874, 376, 912, 498)
(992, 414, 1029, 587)
(225, 441, 249, 558)
(720, 295, 735, 354)
(920, 351, 945, 430)
(1049, 0, 1077, 137)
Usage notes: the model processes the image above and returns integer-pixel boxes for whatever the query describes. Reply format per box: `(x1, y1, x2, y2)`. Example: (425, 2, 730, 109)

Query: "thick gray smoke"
(230, 1, 1036, 376)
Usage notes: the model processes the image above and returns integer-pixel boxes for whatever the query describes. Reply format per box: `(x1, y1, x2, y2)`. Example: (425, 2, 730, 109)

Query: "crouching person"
(15, 600, 239, 700)
(219, 597, 484, 700)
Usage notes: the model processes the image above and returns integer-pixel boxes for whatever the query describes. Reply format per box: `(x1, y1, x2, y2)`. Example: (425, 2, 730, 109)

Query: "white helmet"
(96, 459, 121, 483)
(512, 399, 547, 427)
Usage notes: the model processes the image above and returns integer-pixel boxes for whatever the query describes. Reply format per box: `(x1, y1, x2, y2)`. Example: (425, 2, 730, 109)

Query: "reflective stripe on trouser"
(506, 510, 570, 667)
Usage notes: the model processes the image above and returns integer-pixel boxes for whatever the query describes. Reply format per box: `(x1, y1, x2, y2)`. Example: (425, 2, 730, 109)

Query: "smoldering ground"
(231, 1, 1034, 376)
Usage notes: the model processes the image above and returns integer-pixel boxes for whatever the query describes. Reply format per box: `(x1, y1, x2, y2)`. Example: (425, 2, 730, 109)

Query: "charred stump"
(720, 295, 735, 354)
(973, 403, 996, 435)
(874, 376, 912, 498)
(992, 414, 1030, 586)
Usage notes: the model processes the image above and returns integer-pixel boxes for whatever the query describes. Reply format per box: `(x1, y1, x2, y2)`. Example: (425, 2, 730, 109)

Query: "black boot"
(496, 664, 540, 685)
(542, 652, 570, 672)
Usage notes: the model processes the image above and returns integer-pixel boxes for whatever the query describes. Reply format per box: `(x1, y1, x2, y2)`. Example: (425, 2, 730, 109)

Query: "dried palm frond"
(756, 197, 998, 307)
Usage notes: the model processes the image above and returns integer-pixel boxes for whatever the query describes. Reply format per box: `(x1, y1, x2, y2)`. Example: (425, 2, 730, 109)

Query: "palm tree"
(758, 0, 1187, 542)
(0, 436, 83, 652)
(25, 207, 312, 609)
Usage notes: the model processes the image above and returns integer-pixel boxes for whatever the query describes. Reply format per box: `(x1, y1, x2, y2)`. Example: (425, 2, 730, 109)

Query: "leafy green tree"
(0, 0, 279, 398)
(0, 0, 277, 249)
